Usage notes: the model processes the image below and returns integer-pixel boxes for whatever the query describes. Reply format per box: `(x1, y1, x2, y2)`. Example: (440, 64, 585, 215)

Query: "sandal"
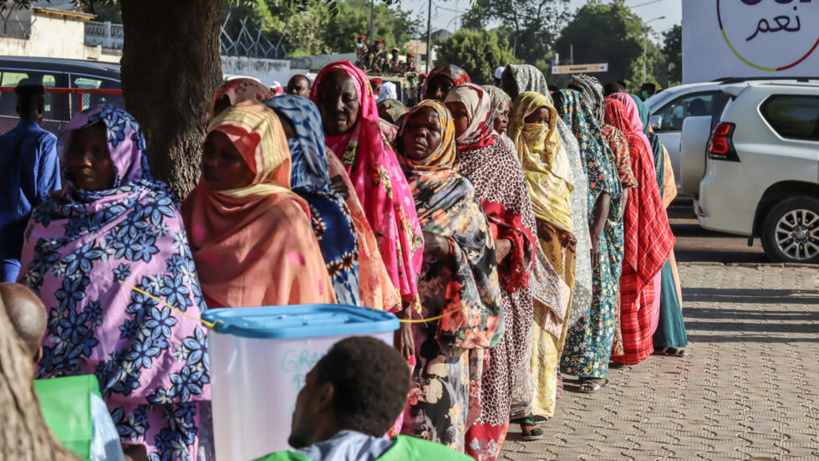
(657, 347, 689, 357)
(578, 378, 608, 393)
(533, 415, 550, 427)
(512, 415, 544, 441)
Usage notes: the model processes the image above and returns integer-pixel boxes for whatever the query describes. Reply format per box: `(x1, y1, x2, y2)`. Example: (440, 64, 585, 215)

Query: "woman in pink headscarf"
(310, 61, 424, 358)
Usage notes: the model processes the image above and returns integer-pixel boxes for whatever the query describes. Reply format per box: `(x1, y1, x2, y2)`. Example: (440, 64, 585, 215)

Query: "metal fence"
(221, 14, 288, 60)
(0, 87, 125, 136)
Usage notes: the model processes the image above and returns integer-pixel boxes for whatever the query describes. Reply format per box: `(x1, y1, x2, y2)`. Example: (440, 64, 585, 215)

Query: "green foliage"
(555, 0, 661, 90)
(221, 0, 419, 57)
(435, 29, 518, 84)
(663, 24, 682, 86)
(460, 0, 570, 65)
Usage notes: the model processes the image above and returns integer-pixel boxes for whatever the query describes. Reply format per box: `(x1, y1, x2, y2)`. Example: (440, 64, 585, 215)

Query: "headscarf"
(484, 85, 511, 120)
(606, 93, 653, 165)
(264, 95, 361, 306)
(504, 64, 549, 96)
(310, 60, 423, 312)
(397, 99, 458, 174)
(377, 99, 408, 125)
(444, 83, 495, 149)
(423, 64, 471, 100)
(212, 78, 276, 118)
(604, 98, 674, 287)
(378, 81, 398, 102)
(400, 100, 502, 348)
(183, 101, 336, 308)
(508, 92, 573, 233)
(19, 105, 210, 458)
(568, 74, 605, 124)
(629, 94, 666, 191)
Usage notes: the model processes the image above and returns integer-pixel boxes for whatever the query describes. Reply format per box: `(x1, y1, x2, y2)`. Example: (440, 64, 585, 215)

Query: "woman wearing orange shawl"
(182, 101, 336, 308)
(310, 61, 423, 359)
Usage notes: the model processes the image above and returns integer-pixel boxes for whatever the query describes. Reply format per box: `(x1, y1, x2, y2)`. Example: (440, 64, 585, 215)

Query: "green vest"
(254, 435, 473, 461)
(34, 375, 102, 460)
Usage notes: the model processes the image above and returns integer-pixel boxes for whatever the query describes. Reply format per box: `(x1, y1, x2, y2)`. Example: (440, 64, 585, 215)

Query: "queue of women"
(15, 61, 687, 461)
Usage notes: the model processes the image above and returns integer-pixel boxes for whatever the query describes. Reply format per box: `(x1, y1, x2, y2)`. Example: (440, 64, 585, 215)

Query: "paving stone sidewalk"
(502, 263, 819, 460)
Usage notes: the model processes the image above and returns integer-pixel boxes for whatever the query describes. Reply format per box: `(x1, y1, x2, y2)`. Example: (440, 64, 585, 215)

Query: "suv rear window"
(760, 95, 819, 141)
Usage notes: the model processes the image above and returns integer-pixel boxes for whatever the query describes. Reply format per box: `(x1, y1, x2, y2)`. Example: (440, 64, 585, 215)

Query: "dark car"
(0, 56, 123, 135)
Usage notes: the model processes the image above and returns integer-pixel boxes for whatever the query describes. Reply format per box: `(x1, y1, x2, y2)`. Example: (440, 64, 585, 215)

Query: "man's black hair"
(287, 74, 310, 89)
(603, 81, 626, 97)
(15, 80, 45, 116)
(314, 336, 409, 437)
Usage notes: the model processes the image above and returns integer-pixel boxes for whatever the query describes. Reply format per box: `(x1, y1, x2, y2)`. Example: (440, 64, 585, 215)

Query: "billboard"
(683, 1, 819, 83)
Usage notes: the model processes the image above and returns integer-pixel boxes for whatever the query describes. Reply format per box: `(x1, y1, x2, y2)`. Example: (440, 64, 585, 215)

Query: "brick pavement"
(502, 263, 819, 460)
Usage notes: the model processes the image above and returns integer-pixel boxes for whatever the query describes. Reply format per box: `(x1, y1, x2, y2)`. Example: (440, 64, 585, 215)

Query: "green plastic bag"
(34, 375, 102, 460)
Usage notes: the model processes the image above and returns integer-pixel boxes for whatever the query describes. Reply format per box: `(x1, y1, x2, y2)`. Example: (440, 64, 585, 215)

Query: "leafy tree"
(555, 0, 661, 90)
(435, 29, 518, 84)
(663, 24, 682, 86)
(460, 0, 570, 65)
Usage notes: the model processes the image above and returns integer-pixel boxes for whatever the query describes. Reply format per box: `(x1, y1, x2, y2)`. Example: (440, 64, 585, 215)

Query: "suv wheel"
(761, 196, 819, 264)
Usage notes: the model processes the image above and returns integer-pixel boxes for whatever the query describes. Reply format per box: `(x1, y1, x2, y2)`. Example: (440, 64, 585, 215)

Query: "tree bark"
(120, 0, 223, 199)
(0, 299, 79, 460)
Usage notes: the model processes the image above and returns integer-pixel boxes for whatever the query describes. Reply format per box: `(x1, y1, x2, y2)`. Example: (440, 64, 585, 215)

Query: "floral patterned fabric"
(20, 105, 210, 460)
(445, 86, 537, 460)
(602, 125, 639, 189)
(398, 100, 502, 451)
(264, 95, 361, 306)
(556, 89, 625, 380)
(310, 61, 424, 313)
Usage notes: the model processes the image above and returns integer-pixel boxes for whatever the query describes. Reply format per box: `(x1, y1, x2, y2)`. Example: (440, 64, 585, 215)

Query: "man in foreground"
(255, 337, 471, 461)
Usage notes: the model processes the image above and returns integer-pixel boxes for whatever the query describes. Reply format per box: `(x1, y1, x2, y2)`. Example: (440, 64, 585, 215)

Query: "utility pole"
(426, 0, 432, 72)
(643, 16, 665, 83)
(370, 0, 375, 47)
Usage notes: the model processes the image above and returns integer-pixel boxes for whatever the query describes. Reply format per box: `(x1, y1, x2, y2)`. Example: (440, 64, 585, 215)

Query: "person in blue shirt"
(0, 82, 61, 282)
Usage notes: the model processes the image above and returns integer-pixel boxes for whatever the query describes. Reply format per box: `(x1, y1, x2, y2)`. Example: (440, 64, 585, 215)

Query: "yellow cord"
(117, 280, 220, 330)
(399, 306, 464, 324)
(119, 280, 459, 328)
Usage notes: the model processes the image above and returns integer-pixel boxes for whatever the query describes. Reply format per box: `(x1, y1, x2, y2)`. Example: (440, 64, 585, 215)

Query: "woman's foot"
(577, 377, 608, 393)
(657, 347, 688, 357)
(512, 414, 544, 441)
(533, 415, 550, 427)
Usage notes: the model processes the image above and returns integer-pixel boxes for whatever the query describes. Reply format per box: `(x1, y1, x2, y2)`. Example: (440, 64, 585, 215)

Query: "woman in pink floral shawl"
(18, 105, 210, 460)
(309, 61, 424, 326)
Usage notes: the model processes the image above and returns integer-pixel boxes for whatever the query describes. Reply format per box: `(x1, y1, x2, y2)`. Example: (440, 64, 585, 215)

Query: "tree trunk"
(120, 0, 223, 199)
(0, 299, 79, 460)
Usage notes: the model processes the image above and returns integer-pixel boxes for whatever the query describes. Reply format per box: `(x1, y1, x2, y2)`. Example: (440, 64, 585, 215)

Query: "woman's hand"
(395, 309, 415, 361)
(559, 231, 577, 252)
(494, 238, 512, 264)
(590, 236, 601, 269)
(423, 231, 450, 262)
(329, 175, 350, 199)
(537, 220, 556, 241)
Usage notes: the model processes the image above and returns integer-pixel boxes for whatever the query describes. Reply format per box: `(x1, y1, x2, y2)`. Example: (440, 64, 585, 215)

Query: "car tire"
(761, 196, 819, 264)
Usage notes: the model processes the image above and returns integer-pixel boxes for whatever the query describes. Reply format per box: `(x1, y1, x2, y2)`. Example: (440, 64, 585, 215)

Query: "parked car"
(646, 77, 819, 198)
(693, 81, 819, 264)
(0, 56, 123, 135)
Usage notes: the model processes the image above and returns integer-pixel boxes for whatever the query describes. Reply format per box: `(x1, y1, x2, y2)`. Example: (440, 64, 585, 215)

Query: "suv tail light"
(707, 122, 739, 161)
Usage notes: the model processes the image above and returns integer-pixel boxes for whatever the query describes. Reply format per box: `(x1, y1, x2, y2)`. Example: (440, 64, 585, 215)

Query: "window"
(0, 70, 69, 126)
(760, 95, 819, 141)
(70, 75, 124, 115)
(653, 91, 728, 133)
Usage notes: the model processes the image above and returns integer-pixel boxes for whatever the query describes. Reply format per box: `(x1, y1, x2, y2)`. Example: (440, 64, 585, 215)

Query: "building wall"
(222, 56, 290, 86)
(0, 13, 120, 64)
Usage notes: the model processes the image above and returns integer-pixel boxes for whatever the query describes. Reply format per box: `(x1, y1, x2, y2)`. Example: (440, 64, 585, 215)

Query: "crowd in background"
(0, 56, 687, 461)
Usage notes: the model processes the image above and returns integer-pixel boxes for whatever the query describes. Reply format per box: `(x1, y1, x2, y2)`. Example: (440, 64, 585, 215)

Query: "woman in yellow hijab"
(508, 91, 576, 422)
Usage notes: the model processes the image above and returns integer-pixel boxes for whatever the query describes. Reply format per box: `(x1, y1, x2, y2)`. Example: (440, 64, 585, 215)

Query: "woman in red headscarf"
(424, 64, 471, 102)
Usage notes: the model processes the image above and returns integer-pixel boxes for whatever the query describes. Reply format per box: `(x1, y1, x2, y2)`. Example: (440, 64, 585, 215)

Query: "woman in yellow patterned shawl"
(508, 91, 576, 422)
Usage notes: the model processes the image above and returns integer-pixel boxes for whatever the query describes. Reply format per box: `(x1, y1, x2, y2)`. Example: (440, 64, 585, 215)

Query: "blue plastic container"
(202, 304, 398, 460)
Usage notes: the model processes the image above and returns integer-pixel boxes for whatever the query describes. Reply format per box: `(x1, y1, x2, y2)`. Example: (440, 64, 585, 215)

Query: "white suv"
(695, 81, 819, 264)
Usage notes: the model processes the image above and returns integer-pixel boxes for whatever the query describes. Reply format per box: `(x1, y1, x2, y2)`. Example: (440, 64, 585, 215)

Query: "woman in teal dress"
(554, 89, 624, 393)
